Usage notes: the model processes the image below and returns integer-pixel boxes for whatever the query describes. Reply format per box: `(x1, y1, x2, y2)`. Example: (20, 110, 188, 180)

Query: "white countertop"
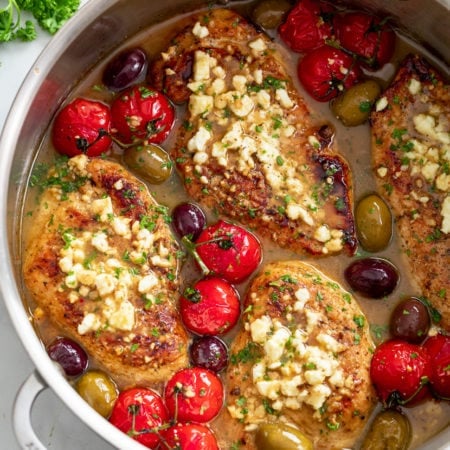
(0, 4, 114, 449)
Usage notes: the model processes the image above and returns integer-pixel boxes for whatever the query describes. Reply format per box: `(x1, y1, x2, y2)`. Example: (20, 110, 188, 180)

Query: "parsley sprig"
(0, 0, 80, 43)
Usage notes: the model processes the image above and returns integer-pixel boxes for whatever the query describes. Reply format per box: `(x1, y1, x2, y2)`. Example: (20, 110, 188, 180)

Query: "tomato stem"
(181, 235, 210, 276)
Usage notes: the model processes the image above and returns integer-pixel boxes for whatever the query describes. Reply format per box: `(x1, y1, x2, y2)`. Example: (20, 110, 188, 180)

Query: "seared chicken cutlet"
(371, 54, 450, 330)
(23, 155, 188, 385)
(216, 260, 376, 450)
(151, 8, 356, 256)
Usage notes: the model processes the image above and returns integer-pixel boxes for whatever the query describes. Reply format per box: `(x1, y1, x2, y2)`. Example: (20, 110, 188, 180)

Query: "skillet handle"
(13, 371, 48, 450)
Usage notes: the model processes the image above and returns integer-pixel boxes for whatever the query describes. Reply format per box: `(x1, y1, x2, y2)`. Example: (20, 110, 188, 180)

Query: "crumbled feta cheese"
(250, 315, 273, 343)
(286, 203, 314, 226)
(375, 96, 388, 112)
(408, 78, 422, 95)
(275, 88, 294, 109)
(192, 21, 209, 38)
(294, 287, 310, 311)
(188, 126, 212, 152)
(138, 272, 159, 293)
(189, 94, 214, 117)
(91, 232, 109, 253)
(441, 195, 450, 234)
(78, 313, 101, 335)
(249, 38, 267, 53)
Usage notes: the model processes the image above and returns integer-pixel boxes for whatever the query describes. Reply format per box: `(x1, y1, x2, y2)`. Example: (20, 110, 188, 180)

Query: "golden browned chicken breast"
(213, 260, 376, 450)
(23, 155, 188, 385)
(371, 54, 450, 331)
(150, 8, 356, 257)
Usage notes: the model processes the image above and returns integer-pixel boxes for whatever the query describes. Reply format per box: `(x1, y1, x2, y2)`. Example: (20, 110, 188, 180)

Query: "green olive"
(331, 80, 381, 127)
(251, 0, 292, 29)
(255, 423, 313, 450)
(76, 370, 118, 418)
(123, 143, 172, 184)
(356, 193, 392, 252)
(361, 410, 412, 450)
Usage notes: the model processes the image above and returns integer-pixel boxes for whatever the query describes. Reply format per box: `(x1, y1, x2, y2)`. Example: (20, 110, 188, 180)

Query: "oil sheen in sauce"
(21, 1, 450, 448)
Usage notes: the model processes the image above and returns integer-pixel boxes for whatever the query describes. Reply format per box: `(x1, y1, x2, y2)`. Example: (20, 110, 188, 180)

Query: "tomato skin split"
(423, 334, 450, 399)
(180, 277, 240, 336)
(334, 11, 396, 70)
(161, 423, 219, 450)
(370, 339, 432, 407)
(109, 387, 169, 448)
(52, 98, 112, 157)
(297, 46, 362, 102)
(164, 367, 224, 423)
(195, 220, 262, 284)
(279, 0, 336, 53)
(110, 84, 175, 144)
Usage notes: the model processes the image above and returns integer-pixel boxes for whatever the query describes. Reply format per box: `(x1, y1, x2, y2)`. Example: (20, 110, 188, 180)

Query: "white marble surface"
(0, 4, 114, 449)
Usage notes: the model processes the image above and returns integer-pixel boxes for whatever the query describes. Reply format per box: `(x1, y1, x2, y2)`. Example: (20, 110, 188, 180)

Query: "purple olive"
(344, 257, 399, 299)
(190, 336, 229, 373)
(390, 297, 431, 344)
(102, 48, 148, 91)
(47, 337, 88, 376)
(172, 202, 206, 241)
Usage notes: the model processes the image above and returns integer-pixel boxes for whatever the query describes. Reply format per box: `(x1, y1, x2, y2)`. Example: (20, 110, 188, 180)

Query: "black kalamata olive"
(390, 297, 430, 343)
(190, 336, 229, 373)
(172, 202, 206, 241)
(102, 48, 148, 91)
(47, 337, 88, 376)
(344, 257, 399, 298)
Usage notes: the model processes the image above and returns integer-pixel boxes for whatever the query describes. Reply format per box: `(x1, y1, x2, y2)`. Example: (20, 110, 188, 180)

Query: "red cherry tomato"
(109, 387, 168, 448)
(164, 367, 223, 423)
(52, 98, 112, 157)
(297, 45, 362, 102)
(162, 423, 219, 450)
(111, 84, 174, 144)
(195, 220, 262, 284)
(423, 334, 450, 399)
(180, 277, 240, 336)
(370, 339, 431, 407)
(334, 12, 396, 70)
(279, 0, 335, 52)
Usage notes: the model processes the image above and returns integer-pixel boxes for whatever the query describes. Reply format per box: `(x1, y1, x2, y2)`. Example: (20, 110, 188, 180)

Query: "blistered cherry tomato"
(423, 334, 450, 399)
(370, 339, 431, 407)
(297, 46, 362, 102)
(162, 423, 219, 450)
(110, 84, 174, 144)
(195, 220, 262, 284)
(334, 12, 396, 70)
(164, 367, 223, 423)
(109, 387, 168, 448)
(47, 337, 88, 376)
(52, 98, 112, 157)
(180, 277, 240, 336)
(279, 0, 335, 52)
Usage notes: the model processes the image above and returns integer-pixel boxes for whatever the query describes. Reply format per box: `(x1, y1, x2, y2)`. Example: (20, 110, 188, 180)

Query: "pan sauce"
(21, 1, 449, 448)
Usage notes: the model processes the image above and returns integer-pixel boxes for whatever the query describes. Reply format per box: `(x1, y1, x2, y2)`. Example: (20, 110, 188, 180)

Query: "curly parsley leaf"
(1, 0, 80, 44)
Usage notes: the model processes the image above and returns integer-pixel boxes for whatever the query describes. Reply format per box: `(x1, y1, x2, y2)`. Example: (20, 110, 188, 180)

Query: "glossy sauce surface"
(21, 1, 449, 448)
